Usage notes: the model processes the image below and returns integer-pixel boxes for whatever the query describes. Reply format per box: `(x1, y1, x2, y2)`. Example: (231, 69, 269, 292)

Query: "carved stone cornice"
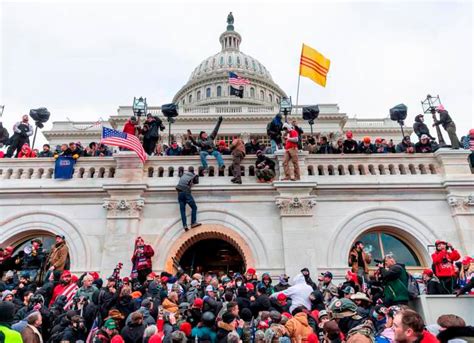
(275, 197, 317, 217)
(447, 194, 474, 213)
(103, 198, 145, 218)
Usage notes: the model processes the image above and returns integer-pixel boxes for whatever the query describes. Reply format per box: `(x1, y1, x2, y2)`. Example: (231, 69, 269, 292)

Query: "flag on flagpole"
(100, 127, 147, 163)
(299, 44, 331, 87)
(230, 86, 244, 98)
(228, 72, 250, 86)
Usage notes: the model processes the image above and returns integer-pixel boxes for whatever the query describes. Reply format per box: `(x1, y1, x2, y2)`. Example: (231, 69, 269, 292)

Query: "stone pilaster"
(274, 181, 317, 277)
(100, 152, 148, 276)
(447, 193, 474, 255)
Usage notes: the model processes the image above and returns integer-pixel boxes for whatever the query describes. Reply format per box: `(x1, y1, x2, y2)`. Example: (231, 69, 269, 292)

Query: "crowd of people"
(0, 235, 473, 343)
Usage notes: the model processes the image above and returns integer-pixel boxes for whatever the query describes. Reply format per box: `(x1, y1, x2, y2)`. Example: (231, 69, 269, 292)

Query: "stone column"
(447, 194, 474, 255)
(274, 181, 317, 277)
(275, 150, 309, 180)
(100, 151, 147, 276)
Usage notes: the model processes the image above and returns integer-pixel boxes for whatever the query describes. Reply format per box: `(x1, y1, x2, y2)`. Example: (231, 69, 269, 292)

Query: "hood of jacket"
(293, 312, 309, 326)
(292, 273, 306, 285)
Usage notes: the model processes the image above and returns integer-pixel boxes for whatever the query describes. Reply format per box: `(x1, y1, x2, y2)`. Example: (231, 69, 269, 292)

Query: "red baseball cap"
(246, 283, 254, 291)
(277, 293, 287, 301)
(247, 268, 256, 275)
(422, 269, 433, 277)
(193, 298, 204, 309)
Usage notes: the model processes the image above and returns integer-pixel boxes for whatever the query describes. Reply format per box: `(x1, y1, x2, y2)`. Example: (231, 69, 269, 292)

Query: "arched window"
(353, 231, 421, 267)
(188, 94, 192, 103)
(217, 86, 222, 97)
(245, 58, 249, 67)
(197, 90, 201, 101)
(219, 56, 224, 66)
(237, 56, 241, 65)
(260, 90, 265, 100)
(250, 87, 255, 98)
(269, 94, 273, 103)
(228, 55, 232, 65)
(206, 87, 211, 98)
(252, 60, 257, 70)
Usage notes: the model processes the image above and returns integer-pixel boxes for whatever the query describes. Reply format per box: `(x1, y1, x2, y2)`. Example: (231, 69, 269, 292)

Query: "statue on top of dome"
(227, 12, 234, 30)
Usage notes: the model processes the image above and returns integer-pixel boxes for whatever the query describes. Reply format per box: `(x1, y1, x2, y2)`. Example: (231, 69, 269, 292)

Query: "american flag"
(61, 283, 79, 310)
(228, 72, 250, 86)
(100, 127, 147, 163)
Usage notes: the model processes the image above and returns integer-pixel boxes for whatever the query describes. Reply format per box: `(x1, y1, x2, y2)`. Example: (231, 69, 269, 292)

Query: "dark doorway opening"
(179, 239, 245, 275)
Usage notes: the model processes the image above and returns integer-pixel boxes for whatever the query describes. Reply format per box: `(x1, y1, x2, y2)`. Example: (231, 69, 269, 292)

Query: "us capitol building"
(1, 15, 473, 285)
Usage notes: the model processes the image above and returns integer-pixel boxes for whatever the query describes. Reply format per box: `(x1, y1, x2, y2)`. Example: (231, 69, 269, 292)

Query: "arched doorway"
(179, 239, 245, 275)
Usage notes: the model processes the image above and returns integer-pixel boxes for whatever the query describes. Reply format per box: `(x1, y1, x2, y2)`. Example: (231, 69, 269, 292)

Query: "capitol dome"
(173, 13, 287, 107)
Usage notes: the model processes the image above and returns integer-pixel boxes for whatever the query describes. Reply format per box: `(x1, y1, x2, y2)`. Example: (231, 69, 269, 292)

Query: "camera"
(374, 259, 383, 264)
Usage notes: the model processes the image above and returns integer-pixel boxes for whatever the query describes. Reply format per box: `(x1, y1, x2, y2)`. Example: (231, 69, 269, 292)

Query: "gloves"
(72, 154, 79, 160)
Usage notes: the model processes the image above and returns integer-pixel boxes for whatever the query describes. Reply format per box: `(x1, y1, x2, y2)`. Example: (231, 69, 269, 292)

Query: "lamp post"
(132, 97, 147, 128)
(421, 94, 446, 147)
(280, 97, 292, 123)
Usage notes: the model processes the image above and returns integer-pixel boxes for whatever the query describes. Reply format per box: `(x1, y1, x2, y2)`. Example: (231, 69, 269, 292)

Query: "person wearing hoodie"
(126, 298, 155, 326)
(274, 274, 290, 292)
(0, 301, 23, 341)
(261, 273, 275, 295)
(300, 268, 318, 291)
(60, 315, 88, 343)
(271, 274, 313, 313)
(191, 311, 217, 343)
(431, 240, 460, 294)
(413, 114, 435, 140)
(285, 306, 314, 343)
(121, 311, 146, 343)
(267, 113, 283, 153)
(187, 116, 224, 172)
(250, 285, 271, 318)
(415, 135, 439, 153)
(433, 105, 460, 149)
(230, 137, 245, 184)
(379, 255, 409, 306)
(17, 143, 37, 158)
(343, 131, 358, 154)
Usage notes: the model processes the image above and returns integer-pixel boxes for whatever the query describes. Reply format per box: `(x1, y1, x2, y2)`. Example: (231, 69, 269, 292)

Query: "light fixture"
(279, 96, 292, 123)
(132, 97, 147, 117)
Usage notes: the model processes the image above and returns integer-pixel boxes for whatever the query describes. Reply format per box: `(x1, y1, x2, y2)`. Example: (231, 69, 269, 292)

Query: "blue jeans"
(200, 150, 224, 168)
(178, 192, 197, 227)
(270, 140, 279, 153)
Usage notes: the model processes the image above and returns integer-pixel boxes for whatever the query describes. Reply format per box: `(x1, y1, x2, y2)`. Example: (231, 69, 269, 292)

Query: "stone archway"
(162, 224, 256, 273)
(0, 211, 90, 271)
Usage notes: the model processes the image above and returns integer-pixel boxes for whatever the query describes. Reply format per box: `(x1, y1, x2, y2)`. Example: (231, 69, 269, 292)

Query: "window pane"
(381, 233, 420, 266)
(357, 232, 382, 266)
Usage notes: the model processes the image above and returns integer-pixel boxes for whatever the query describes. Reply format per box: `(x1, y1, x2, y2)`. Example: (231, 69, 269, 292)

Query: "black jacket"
(425, 277, 442, 295)
(343, 139, 358, 154)
(413, 117, 434, 139)
(190, 117, 223, 152)
(121, 322, 146, 343)
(267, 118, 283, 143)
(143, 117, 165, 139)
(250, 294, 271, 317)
(437, 326, 474, 343)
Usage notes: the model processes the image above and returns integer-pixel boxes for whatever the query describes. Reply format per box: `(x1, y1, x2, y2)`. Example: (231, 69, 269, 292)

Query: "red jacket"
(131, 245, 154, 271)
(420, 330, 440, 343)
(431, 249, 460, 278)
(123, 120, 138, 136)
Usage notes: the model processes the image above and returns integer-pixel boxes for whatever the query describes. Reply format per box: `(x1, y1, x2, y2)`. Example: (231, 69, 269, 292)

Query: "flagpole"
(294, 43, 304, 117)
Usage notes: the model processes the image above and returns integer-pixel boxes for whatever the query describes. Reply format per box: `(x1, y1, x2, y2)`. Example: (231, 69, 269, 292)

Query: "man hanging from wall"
(176, 169, 202, 232)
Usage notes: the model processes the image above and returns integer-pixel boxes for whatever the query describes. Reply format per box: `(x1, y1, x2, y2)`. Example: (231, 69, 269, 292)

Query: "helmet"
(328, 298, 358, 319)
(201, 311, 215, 326)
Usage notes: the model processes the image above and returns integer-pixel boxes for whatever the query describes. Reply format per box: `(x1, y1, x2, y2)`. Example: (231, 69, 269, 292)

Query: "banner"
(54, 156, 76, 179)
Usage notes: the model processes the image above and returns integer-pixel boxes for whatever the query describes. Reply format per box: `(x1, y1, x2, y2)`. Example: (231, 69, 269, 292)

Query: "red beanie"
(246, 283, 254, 291)
(193, 298, 204, 309)
(247, 268, 256, 275)
(277, 293, 287, 301)
(90, 272, 100, 280)
(422, 269, 433, 277)
(179, 322, 192, 337)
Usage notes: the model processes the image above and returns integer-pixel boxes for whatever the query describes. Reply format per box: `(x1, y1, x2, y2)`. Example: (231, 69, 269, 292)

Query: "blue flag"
(54, 156, 76, 179)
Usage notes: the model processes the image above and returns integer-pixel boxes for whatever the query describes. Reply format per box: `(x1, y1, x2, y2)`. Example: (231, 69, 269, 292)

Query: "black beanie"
(0, 301, 16, 324)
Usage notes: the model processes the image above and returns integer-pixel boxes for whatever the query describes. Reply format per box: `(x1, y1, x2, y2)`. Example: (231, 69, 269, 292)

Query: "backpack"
(406, 273, 420, 300)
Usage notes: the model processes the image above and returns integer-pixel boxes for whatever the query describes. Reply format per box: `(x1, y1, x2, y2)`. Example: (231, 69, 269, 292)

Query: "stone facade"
(1, 150, 473, 279)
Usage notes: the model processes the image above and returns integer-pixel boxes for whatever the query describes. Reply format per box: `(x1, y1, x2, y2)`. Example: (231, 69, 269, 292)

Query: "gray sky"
(1, 0, 472, 147)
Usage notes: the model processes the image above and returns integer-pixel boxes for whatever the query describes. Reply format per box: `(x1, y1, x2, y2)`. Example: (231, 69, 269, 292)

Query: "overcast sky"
(1, 0, 472, 147)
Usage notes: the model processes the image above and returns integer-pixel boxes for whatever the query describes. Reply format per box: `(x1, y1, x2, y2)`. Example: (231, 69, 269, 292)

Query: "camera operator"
(5, 115, 34, 158)
(176, 170, 202, 232)
(377, 255, 409, 306)
(431, 240, 460, 294)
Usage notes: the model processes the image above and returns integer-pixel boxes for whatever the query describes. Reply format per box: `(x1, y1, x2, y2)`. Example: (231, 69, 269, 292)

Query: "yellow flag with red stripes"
(299, 44, 331, 87)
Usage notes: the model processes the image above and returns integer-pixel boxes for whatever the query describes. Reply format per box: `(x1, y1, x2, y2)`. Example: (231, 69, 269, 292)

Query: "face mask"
(236, 281, 242, 287)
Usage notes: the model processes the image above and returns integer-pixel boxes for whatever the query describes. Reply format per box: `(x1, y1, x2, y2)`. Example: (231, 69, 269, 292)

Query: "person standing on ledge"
(176, 170, 202, 232)
(433, 105, 461, 149)
(282, 123, 300, 181)
(230, 136, 245, 184)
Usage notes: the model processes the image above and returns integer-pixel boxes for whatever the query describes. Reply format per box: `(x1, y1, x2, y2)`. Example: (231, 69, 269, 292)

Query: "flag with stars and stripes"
(228, 72, 250, 86)
(100, 127, 147, 163)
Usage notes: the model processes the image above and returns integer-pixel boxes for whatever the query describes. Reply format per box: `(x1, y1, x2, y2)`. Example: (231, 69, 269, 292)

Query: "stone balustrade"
(0, 150, 471, 181)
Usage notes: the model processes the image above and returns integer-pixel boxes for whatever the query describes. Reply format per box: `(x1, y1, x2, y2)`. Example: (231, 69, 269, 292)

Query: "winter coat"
(121, 322, 146, 343)
(46, 242, 69, 271)
(419, 330, 440, 343)
(202, 296, 222, 316)
(267, 117, 283, 143)
(191, 325, 217, 343)
(413, 119, 433, 139)
(348, 247, 372, 274)
(98, 288, 119, 319)
(131, 245, 154, 271)
(162, 298, 179, 313)
(250, 294, 271, 317)
(60, 326, 88, 342)
(21, 247, 46, 271)
(271, 274, 313, 313)
(415, 141, 438, 153)
(425, 277, 442, 295)
(75, 285, 99, 302)
(431, 249, 460, 278)
(343, 139, 358, 154)
(380, 263, 409, 304)
(125, 307, 155, 327)
(190, 117, 223, 152)
(0, 324, 23, 342)
(176, 171, 198, 194)
(230, 138, 246, 156)
(0, 123, 9, 145)
(437, 325, 474, 343)
(359, 143, 375, 154)
(18, 144, 37, 158)
(165, 146, 182, 156)
(143, 117, 165, 140)
(116, 295, 135, 319)
(395, 141, 415, 153)
(285, 312, 314, 343)
(216, 321, 236, 343)
(38, 150, 54, 158)
(245, 141, 263, 155)
(21, 324, 42, 343)
(435, 110, 454, 130)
